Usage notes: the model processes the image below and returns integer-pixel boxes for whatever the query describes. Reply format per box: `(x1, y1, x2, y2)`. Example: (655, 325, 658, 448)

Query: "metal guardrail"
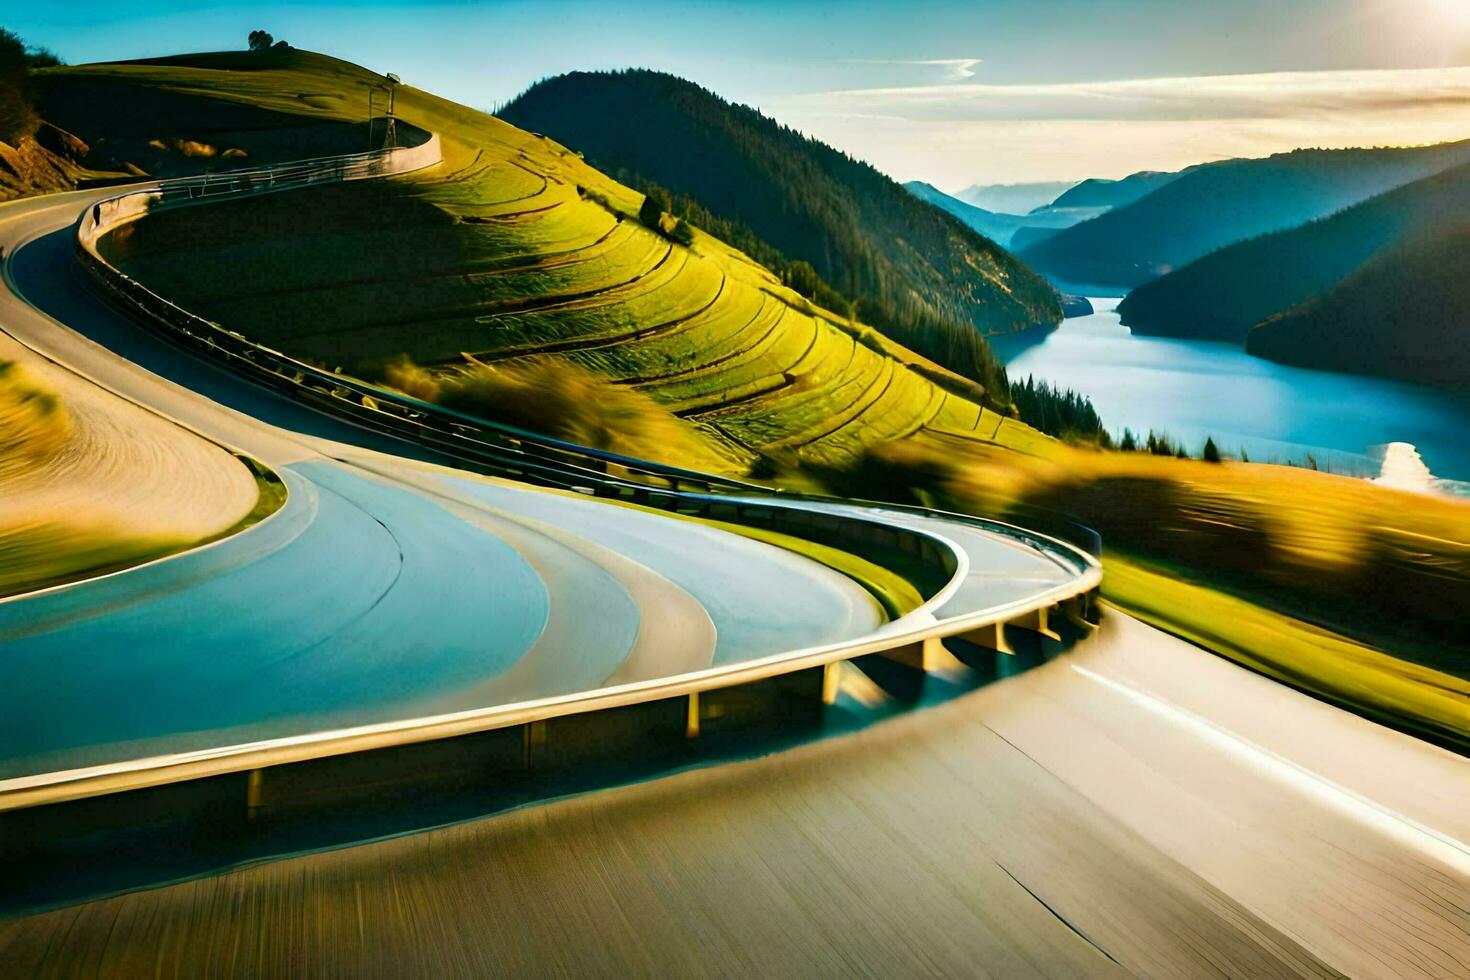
(4, 133, 1107, 813)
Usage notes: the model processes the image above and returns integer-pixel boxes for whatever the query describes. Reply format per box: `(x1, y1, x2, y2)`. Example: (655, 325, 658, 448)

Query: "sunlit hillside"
(55, 50, 1053, 473)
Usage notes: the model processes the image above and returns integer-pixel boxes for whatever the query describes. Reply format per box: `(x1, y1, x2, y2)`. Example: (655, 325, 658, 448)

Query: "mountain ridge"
(1019, 141, 1470, 288)
(499, 69, 1062, 398)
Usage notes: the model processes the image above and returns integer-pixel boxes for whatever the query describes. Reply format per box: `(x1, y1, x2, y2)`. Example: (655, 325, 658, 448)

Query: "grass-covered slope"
(1020, 142, 1470, 288)
(0, 349, 263, 596)
(73, 51, 1045, 471)
(1245, 225, 1470, 386)
(1118, 162, 1470, 344)
(498, 70, 1062, 348)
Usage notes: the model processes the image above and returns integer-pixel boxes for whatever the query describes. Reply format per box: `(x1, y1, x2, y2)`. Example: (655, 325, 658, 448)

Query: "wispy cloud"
(788, 66, 1470, 122)
(767, 66, 1470, 187)
(840, 58, 982, 82)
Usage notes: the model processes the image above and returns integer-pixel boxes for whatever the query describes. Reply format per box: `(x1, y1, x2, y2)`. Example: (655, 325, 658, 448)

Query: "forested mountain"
(1245, 225, 1470, 387)
(1117, 162, 1470, 342)
(903, 181, 1077, 246)
(500, 70, 1061, 394)
(1045, 169, 1184, 211)
(1019, 141, 1470, 288)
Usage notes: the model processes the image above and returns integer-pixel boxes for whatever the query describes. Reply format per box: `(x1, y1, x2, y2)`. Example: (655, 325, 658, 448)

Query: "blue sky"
(9, 0, 1470, 187)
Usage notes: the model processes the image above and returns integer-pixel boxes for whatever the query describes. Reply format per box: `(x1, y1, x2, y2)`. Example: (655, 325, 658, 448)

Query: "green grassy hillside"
(1117, 162, 1470, 344)
(498, 70, 1061, 385)
(68, 50, 1051, 472)
(1020, 142, 1470, 288)
(1245, 225, 1470, 386)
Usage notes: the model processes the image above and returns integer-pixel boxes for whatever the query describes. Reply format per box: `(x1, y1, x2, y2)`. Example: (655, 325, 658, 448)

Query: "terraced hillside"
(498, 71, 1062, 346)
(58, 51, 1049, 472)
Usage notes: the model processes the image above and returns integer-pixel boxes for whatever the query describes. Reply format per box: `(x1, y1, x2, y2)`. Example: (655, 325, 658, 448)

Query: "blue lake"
(991, 297, 1470, 487)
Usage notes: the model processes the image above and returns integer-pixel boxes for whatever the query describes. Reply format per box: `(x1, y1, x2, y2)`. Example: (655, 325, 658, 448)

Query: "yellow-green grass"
(924, 441, 1470, 736)
(67, 51, 1016, 470)
(0, 358, 285, 596)
(1103, 556, 1470, 749)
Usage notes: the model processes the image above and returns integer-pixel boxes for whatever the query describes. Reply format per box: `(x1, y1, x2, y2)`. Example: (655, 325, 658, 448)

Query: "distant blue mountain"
(903, 181, 1083, 247)
(955, 180, 1075, 214)
(1020, 141, 1470, 288)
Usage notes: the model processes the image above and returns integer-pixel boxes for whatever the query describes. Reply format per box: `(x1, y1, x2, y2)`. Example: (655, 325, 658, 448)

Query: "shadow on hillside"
(9, 225, 445, 460)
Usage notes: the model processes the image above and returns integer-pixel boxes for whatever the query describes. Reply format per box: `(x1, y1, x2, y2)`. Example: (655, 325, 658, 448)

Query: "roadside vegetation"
(1007, 376, 1110, 446)
(384, 357, 730, 472)
(906, 438, 1470, 747)
(0, 360, 174, 596)
(0, 358, 70, 473)
(0, 27, 60, 142)
(0, 356, 283, 596)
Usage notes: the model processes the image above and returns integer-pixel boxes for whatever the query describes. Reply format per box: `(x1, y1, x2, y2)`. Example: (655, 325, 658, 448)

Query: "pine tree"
(1202, 436, 1221, 462)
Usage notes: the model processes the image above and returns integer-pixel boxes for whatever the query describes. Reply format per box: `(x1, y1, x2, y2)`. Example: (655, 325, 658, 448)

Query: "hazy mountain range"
(1017, 141, 1470, 289)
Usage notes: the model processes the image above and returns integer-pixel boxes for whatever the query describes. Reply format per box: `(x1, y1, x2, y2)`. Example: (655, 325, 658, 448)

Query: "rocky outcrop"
(1060, 294, 1094, 318)
(0, 124, 86, 201)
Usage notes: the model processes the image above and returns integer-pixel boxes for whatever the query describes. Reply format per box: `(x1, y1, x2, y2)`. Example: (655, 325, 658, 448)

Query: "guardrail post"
(958, 621, 1013, 656)
(1014, 606, 1061, 642)
(685, 693, 701, 738)
(522, 720, 547, 769)
(246, 768, 265, 820)
(821, 662, 841, 704)
(1065, 594, 1099, 632)
(879, 636, 946, 672)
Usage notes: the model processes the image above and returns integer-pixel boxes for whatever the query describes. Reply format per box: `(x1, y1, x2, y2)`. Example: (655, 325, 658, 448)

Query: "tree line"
(0, 28, 62, 143)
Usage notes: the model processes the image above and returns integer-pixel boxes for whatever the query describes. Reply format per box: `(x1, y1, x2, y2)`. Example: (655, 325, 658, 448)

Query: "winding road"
(0, 173, 1466, 978)
(0, 184, 1087, 798)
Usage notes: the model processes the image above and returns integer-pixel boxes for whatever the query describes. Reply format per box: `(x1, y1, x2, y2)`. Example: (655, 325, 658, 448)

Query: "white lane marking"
(1071, 663, 1470, 877)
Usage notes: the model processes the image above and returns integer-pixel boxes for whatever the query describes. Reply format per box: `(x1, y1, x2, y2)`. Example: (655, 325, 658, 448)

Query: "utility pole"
(385, 73, 400, 149)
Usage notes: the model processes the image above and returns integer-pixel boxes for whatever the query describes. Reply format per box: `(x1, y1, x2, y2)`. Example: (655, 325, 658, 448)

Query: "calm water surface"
(992, 298, 1470, 485)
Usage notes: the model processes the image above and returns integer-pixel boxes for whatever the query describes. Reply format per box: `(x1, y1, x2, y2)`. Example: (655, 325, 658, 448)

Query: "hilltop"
(497, 70, 1061, 373)
(1118, 161, 1470, 345)
(56, 49, 1059, 474)
(1019, 141, 1470, 288)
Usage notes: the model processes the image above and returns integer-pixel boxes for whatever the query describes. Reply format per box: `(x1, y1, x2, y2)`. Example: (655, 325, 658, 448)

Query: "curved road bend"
(0, 188, 890, 779)
(1, 189, 1466, 977)
(0, 187, 1079, 781)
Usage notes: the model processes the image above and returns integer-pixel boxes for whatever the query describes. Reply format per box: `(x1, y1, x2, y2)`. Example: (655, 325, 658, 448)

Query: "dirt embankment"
(0, 124, 88, 201)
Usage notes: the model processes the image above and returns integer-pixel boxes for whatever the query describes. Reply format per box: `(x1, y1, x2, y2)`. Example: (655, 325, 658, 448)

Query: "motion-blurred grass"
(0, 360, 285, 596)
(897, 439, 1470, 744)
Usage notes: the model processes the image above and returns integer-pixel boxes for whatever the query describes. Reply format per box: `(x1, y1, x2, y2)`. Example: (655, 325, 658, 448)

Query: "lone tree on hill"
(638, 188, 669, 229)
(1202, 436, 1222, 463)
(247, 30, 274, 52)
